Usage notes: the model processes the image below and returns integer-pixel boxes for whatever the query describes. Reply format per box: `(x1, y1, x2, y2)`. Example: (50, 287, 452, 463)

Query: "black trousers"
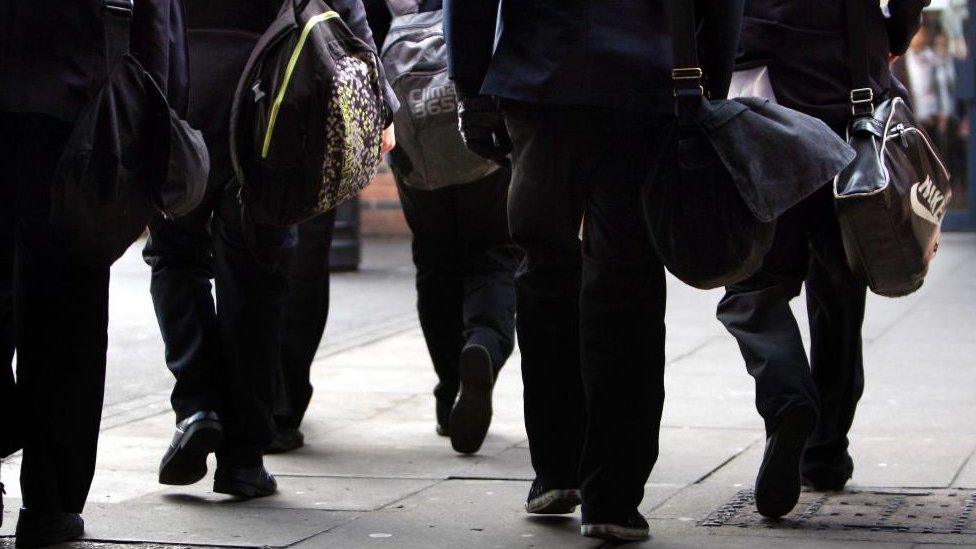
(273, 210, 337, 429)
(717, 185, 866, 479)
(143, 140, 295, 467)
(503, 102, 669, 519)
(1, 113, 110, 513)
(396, 168, 519, 407)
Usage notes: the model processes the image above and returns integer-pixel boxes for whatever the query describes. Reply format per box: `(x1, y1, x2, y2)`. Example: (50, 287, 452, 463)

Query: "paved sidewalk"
(1, 235, 975, 548)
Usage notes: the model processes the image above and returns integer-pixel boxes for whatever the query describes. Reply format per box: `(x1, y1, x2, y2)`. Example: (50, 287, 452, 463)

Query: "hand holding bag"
(642, 0, 855, 289)
(834, 0, 952, 297)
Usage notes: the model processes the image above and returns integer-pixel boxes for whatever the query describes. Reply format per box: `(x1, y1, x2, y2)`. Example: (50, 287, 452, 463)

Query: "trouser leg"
(396, 178, 465, 406)
(717, 199, 820, 433)
(455, 168, 519, 371)
(144, 201, 220, 422)
(12, 114, 109, 513)
(212, 192, 294, 467)
(0, 118, 17, 457)
(576, 110, 667, 519)
(803, 189, 866, 479)
(276, 210, 337, 429)
(504, 105, 586, 488)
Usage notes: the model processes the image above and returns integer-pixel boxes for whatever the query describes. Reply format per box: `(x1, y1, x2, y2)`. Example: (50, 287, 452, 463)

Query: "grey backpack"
(379, 0, 499, 190)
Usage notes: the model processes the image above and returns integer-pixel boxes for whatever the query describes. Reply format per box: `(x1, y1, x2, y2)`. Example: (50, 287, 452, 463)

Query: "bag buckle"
(672, 67, 704, 98)
(850, 87, 875, 116)
(104, 0, 134, 16)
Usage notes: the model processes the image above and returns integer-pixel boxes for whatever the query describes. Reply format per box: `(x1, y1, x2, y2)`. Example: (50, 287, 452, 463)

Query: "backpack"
(51, 0, 209, 268)
(379, 0, 499, 190)
(230, 0, 387, 227)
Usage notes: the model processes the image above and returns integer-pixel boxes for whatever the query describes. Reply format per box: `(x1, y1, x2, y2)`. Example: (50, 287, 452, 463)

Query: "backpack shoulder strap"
(669, 0, 704, 120)
(386, 0, 420, 17)
(845, 0, 875, 117)
(103, 0, 133, 76)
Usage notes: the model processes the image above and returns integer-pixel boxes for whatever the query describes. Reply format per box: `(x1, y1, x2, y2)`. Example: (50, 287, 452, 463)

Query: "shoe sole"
(450, 346, 493, 454)
(581, 523, 649, 541)
(755, 408, 817, 519)
(158, 420, 224, 486)
(525, 489, 582, 515)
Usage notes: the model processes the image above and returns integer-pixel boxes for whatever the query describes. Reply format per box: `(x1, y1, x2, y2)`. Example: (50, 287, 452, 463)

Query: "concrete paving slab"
(953, 453, 976, 488)
(263, 443, 486, 479)
(648, 482, 745, 521)
(649, 427, 761, 485)
(292, 479, 601, 549)
(849, 436, 976, 488)
(0, 498, 357, 547)
(630, 520, 917, 549)
(135, 475, 437, 512)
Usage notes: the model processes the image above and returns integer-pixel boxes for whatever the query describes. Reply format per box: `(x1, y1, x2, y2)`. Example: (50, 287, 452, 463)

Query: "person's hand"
(381, 124, 396, 154)
(457, 95, 511, 164)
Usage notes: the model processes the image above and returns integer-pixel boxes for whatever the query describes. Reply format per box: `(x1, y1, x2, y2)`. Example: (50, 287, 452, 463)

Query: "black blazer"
(444, 0, 744, 114)
(0, 0, 189, 122)
(739, 0, 929, 128)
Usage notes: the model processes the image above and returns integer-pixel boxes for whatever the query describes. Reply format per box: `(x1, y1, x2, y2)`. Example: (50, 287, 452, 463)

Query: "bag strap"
(103, 0, 133, 76)
(669, 0, 704, 121)
(386, 0, 420, 17)
(845, 0, 876, 117)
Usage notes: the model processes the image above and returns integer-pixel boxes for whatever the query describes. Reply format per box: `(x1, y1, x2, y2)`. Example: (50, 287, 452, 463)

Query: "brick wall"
(360, 164, 409, 236)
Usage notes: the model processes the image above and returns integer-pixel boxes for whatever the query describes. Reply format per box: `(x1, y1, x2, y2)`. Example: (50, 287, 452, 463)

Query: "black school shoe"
(755, 406, 817, 518)
(159, 410, 224, 486)
(265, 426, 305, 454)
(213, 465, 278, 498)
(435, 398, 452, 437)
(525, 479, 581, 515)
(15, 509, 84, 548)
(581, 511, 650, 542)
(802, 451, 854, 491)
(449, 344, 494, 454)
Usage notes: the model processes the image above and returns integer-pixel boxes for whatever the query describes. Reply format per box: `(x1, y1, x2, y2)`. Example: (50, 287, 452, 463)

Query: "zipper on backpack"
(261, 11, 341, 159)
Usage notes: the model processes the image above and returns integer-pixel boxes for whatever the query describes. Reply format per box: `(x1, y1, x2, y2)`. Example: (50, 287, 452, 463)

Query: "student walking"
(146, 0, 395, 496)
(718, 0, 929, 519)
(0, 0, 188, 544)
(445, 0, 743, 540)
(365, 0, 519, 455)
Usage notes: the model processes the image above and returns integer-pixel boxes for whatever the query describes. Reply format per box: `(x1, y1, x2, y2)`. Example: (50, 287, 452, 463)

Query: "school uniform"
(0, 0, 187, 518)
(445, 0, 743, 525)
(718, 0, 929, 489)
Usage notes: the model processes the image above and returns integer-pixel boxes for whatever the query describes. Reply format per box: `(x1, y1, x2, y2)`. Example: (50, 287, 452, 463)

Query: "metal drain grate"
(703, 489, 976, 534)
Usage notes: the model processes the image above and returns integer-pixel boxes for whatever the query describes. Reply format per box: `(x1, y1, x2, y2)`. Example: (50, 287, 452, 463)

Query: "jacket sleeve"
(362, 0, 394, 49)
(132, 0, 190, 116)
(695, 0, 745, 100)
(886, 0, 931, 56)
(329, 0, 400, 122)
(444, 0, 501, 97)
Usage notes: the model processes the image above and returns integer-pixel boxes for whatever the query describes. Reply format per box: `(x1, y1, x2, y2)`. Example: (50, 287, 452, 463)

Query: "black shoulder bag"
(834, 0, 952, 297)
(642, 0, 855, 289)
(51, 0, 209, 268)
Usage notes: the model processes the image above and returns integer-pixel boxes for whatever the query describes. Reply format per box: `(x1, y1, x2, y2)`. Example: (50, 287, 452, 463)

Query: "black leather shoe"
(755, 406, 817, 519)
(265, 427, 305, 454)
(581, 510, 649, 541)
(159, 410, 224, 486)
(449, 344, 494, 454)
(435, 398, 452, 437)
(802, 452, 854, 491)
(525, 479, 581, 515)
(15, 509, 84, 548)
(213, 465, 278, 499)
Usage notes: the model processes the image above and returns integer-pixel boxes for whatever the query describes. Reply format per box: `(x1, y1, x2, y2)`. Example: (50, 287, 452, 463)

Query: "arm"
(329, 0, 400, 122)
(695, 0, 744, 100)
(444, 0, 501, 98)
(886, 0, 931, 55)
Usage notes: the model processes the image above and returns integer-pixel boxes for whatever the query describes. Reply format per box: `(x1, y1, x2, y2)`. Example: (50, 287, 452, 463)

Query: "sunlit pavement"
(2, 235, 974, 548)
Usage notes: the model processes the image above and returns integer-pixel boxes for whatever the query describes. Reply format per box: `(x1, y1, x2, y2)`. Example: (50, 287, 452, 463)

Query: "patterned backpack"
(230, 0, 388, 227)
